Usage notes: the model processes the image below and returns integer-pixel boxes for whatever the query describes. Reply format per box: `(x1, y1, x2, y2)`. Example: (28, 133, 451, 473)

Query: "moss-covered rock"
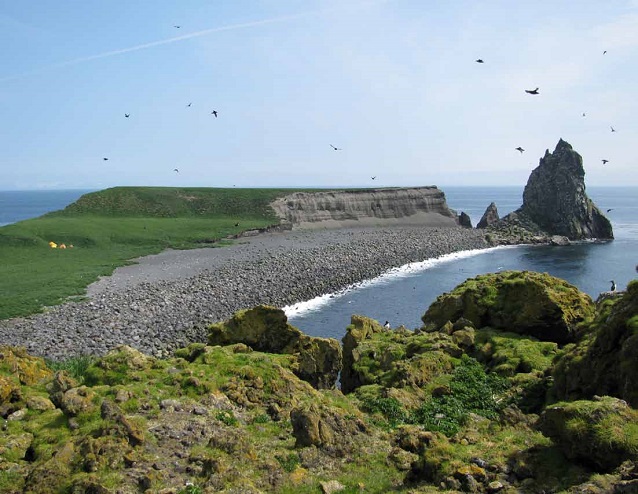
(422, 270, 594, 343)
(208, 306, 342, 389)
(552, 280, 638, 406)
(538, 396, 638, 471)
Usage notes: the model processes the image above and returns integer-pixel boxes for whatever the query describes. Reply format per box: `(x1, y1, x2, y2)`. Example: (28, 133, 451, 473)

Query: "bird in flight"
(603, 50, 607, 55)
(582, 112, 586, 117)
(610, 126, 616, 132)
(103, 157, 109, 161)
(606, 208, 614, 212)
(174, 168, 179, 173)
(475, 59, 484, 63)
(174, 25, 181, 29)
(602, 159, 609, 164)
(515, 147, 525, 153)
(525, 87, 539, 95)
(211, 110, 218, 117)
(329, 144, 342, 151)
(124, 113, 130, 118)
(186, 102, 192, 107)
(371, 176, 377, 180)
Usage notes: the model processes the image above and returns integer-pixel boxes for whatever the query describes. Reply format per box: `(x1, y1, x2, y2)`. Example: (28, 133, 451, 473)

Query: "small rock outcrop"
(457, 212, 472, 228)
(208, 306, 342, 389)
(552, 280, 638, 406)
(538, 396, 638, 471)
(477, 202, 499, 229)
(269, 187, 459, 228)
(517, 139, 612, 240)
(421, 271, 595, 344)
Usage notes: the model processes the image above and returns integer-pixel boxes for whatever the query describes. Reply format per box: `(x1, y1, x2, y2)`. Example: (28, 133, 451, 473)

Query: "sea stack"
(517, 139, 613, 240)
(477, 202, 499, 229)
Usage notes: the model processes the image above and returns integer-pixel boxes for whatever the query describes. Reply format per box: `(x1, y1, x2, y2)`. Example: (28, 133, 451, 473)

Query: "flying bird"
(124, 113, 130, 118)
(606, 208, 614, 212)
(610, 126, 616, 132)
(475, 59, 484, 63)
(329, 144, 342, 151)
(602, 159, 609, 164)
(515, 147, 525, 153)
(103, 157, 109, 161)
(525, 87, 539, 95)
(174, 25, 181, 28)
(211, 110, 218, 117)
(603, 50, 607, 55)
(371, 176, 377, 180)
(186, 102, 192, 107)
(582, 112, 586, 117)
(173, 168, 179, 173)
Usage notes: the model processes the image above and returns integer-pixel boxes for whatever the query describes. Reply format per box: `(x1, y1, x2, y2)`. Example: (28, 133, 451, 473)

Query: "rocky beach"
(0, 225, 489, 360)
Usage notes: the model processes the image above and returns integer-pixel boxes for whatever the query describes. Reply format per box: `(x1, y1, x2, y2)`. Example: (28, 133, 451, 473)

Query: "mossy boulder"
(0, 346, 52, 408)
(538, 396, 638, 471)
(208, 306, 342, 389)
(422, 271, 594, 343)
(552, 280, 638, 406)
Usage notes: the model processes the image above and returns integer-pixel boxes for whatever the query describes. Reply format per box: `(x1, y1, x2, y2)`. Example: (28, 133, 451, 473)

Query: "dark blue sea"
(0, 190, 93, 227)
(287, 186, 638, 340)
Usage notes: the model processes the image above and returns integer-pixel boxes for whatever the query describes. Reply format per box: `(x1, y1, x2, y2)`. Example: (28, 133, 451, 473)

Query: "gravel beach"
(0, 225, 489, 360)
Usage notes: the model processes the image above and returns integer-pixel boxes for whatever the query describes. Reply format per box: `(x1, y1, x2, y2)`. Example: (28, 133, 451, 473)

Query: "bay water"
(287, 186, 638, 340)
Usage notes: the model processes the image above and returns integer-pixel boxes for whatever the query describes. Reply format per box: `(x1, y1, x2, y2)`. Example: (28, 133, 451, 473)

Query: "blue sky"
(1, 0, 636, 190)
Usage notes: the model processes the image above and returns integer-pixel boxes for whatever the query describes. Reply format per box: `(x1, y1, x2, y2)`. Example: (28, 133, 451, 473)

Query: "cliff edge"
(269, 186, 459, 229)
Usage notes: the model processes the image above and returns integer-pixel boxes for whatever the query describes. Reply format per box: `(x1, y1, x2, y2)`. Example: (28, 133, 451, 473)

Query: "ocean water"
(287, 186, 638, 340)
(0, 190, 93, 227)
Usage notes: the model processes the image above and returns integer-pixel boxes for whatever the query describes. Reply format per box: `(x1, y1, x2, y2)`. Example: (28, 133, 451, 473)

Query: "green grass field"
(0, 186, 307, 320)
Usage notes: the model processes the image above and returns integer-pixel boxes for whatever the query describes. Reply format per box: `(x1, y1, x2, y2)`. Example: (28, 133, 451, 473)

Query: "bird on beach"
(602, 159, 609, 164)
(329, 144, 342, 151)
(611, 126, 616, 132)
(515, 147, 525, 153)
(211, 110, 218, 117)
(124, 113, 130, 118)
(610, 280, 617, 292)
(475, 59, 484, 63)
(525, 87, 539, 95)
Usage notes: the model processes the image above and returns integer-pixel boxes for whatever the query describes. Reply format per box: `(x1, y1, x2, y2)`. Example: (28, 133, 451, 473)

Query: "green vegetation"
(45, 355, 95, 384)
(0, 186, 312, 319)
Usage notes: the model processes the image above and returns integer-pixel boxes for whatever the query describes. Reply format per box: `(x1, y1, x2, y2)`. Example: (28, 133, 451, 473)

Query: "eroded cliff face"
(269, 187, 458, 229)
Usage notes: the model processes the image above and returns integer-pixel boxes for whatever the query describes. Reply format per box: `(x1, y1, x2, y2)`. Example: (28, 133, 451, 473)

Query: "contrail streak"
(0, 0, 389, 83)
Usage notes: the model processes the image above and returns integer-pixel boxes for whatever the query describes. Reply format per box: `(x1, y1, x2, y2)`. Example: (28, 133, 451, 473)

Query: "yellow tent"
(48, 241, 57, 249)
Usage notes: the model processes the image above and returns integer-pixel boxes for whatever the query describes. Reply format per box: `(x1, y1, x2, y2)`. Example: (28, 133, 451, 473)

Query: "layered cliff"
(269, 186, 459, 229)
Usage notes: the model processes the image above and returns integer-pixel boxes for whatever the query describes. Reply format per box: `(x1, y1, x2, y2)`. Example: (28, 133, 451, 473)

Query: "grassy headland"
(0, 186, 307, 320)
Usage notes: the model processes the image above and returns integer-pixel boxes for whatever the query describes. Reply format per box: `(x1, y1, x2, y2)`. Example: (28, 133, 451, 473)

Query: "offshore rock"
(517, 139, 613, 240)
(421, 271, 595, 344)
(208, 306, 342, 389)
(477, 202, 499, 229)
(269, 187, 459, 228)
(458, 211, 472, 228)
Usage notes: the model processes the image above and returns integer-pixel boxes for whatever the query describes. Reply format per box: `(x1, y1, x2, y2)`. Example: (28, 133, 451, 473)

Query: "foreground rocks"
(1, 272, 637, 493)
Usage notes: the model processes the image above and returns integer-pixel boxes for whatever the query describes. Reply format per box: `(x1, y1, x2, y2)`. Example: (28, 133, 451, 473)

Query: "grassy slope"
(0, 186, 309, 320)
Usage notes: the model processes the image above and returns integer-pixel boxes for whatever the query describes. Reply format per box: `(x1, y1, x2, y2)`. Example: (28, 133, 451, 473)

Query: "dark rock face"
(477, 202, 499, 229)
(458, 212, 472, 228)
(518, 139, 613, 240)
